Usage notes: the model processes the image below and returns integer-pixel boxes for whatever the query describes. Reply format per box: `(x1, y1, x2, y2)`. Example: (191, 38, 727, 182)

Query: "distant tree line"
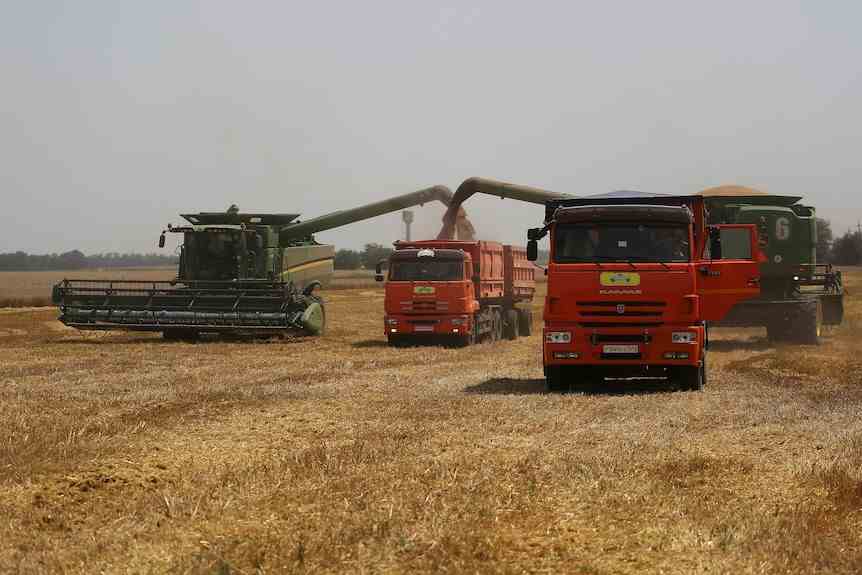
(816, 218, 862, 265)
(0, 251, 178, 271)
(334, 244, 394, 270)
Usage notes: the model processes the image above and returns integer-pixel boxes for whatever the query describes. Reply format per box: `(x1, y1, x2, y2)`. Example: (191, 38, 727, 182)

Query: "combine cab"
(53, 187, 453, 339)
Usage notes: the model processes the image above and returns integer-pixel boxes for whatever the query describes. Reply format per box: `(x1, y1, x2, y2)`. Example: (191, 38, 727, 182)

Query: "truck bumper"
(543, 324, 704, 369)
(384, 314, 472, 337)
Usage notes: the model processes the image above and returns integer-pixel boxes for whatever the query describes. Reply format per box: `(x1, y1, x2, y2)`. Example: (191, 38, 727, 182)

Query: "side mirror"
(158, 232, 166, 249)
(527, 228, 543, 242)
(375, 259, 386, 282)
(708, 227, 722, 260)
(527, 239, 538, 262)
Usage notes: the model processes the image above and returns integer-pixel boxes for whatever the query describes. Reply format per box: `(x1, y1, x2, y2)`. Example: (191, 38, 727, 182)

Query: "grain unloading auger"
(52, 186, 453, 339)
(436, 177, 575, 240)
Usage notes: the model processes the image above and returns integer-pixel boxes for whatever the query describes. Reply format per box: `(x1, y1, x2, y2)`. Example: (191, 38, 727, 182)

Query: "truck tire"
(545, 366, 567, 393)
(492, 309, 503, 342)
(517, 308, 532, 337)
(678, 359, 705, 392)
(388, 335, 409, 347)
(457, 323, 477, 347)
(504, 309, 519, 340)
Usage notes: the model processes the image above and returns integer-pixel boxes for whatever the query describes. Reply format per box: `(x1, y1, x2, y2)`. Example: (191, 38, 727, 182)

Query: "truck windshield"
(389, 260, 464, 281)
(553, 223, 690, 263)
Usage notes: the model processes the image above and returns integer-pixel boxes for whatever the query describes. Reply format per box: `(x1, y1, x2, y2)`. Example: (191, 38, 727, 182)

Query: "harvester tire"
(767, 300, 822, 345)
(795, 300, 822, 345)
(517, 309, 532, 337)
(504, 309, 519, 340)
(300, 300, 326, 336)
(162, 329, 198, 342)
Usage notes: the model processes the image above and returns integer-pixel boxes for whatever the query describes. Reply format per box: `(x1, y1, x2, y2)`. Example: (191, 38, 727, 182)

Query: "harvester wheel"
(767, 300, 822, 345)
(517, 309, 532, 337)
(504, 309, 519, 340)
(162, 329, 199, 342)
(300, 300, 326, 336)
(788, 300, 822, 345)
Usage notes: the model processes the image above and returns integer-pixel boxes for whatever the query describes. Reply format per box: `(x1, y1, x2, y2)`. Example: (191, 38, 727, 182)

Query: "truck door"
(698, 224, 762, 321)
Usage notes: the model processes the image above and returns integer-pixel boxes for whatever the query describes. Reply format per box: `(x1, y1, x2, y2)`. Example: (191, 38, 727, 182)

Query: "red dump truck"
(376, 240, 536, 346)
(526, 192, 763, 391)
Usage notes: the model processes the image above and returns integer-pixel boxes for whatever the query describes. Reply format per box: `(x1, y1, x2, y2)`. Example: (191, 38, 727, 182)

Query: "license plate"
(413, 324, 435, 333)
(602, 344, 639, 354)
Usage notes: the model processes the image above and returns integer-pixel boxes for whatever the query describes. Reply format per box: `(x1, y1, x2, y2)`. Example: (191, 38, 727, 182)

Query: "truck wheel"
(492, 309, 503, 342)
(517, 309, 532, 337)
(678, 361, 705, 392)
(545, 366, 567, 393)
(388, 335, 410, 347)
(504, 309, 519, 340)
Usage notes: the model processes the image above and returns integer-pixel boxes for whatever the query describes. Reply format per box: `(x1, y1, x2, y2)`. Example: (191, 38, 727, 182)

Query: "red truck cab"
(528, 194, 762, 391)
(378, 240, 535, 346)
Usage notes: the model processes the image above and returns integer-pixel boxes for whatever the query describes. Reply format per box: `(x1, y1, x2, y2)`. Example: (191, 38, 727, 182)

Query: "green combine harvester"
(52, 187, 453, 339)
(701, 185, 844, 343)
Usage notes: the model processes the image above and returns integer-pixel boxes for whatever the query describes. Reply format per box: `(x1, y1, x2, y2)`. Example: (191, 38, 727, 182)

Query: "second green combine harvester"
(700, 185, 843, 343)
(52, 187, 454, 339)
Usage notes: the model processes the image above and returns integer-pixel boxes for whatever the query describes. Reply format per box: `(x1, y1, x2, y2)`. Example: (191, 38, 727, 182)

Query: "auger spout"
(436, 177, 574, 240)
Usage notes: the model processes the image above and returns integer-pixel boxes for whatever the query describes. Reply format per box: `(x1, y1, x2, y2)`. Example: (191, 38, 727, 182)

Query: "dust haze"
(1, 1, 860, 254)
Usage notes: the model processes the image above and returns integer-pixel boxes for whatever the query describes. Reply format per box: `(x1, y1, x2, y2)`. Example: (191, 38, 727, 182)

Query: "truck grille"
(400, 300, 449, 313)
(591, 333, 652, 344)
(576, 300, 666, 326)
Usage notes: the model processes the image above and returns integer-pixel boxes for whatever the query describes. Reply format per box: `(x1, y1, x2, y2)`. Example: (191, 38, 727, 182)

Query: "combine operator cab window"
(554, 224, 690, 263)
(390, 261, 464, 281)
(194, 232, 242, 280)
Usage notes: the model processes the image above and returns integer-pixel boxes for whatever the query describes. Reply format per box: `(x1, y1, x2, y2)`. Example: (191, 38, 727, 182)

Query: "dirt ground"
(0, 273, 860, 574)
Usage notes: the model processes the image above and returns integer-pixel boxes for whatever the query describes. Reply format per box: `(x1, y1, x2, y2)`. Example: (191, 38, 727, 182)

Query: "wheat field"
(0, 272, 860, 573)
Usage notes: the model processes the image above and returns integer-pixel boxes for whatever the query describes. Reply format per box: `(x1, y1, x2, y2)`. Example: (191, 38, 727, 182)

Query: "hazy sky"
(2, 1, 860, 255)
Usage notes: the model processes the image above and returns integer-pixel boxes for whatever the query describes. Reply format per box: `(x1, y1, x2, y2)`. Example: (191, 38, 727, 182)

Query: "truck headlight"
(386, 318, 398, 326)
(545, 331, 572, 344)
(671, 331, 696, 344)
(451, 317, 467, 326)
